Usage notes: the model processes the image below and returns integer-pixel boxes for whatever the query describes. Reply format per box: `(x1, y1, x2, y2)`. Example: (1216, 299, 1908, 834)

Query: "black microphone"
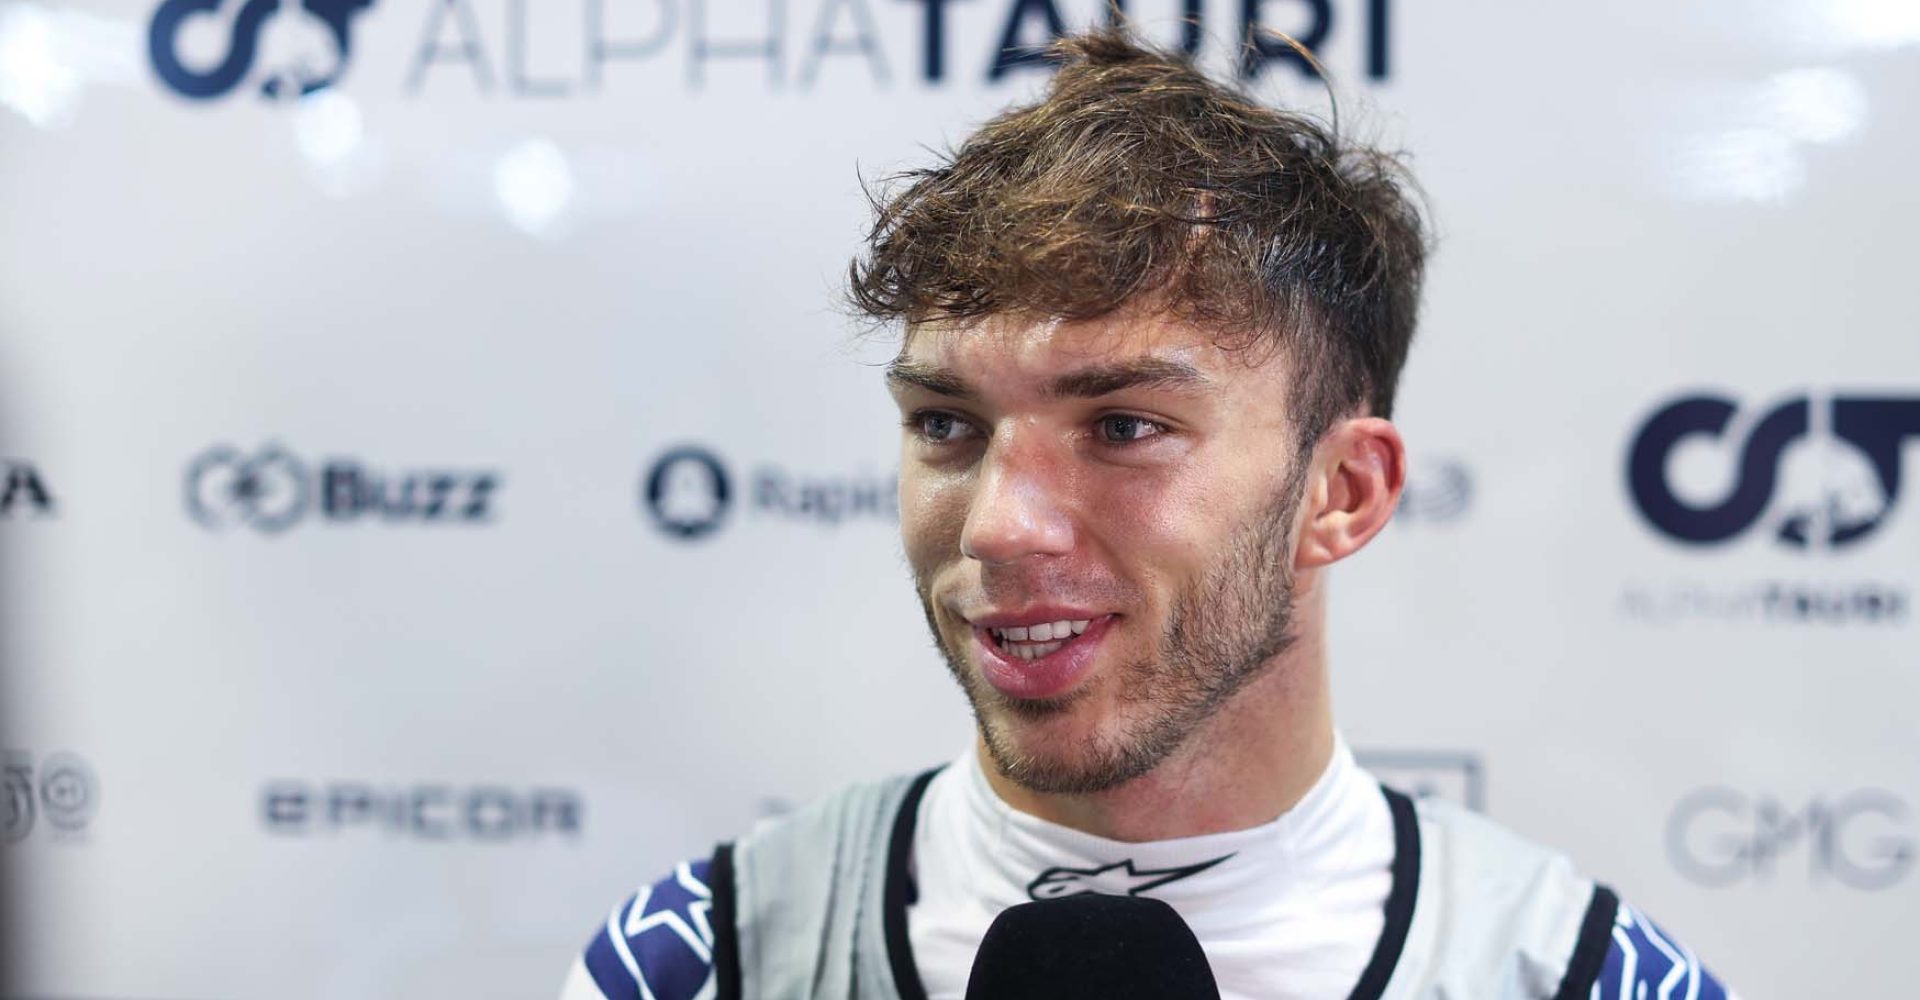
(963, 894, 1222, 999)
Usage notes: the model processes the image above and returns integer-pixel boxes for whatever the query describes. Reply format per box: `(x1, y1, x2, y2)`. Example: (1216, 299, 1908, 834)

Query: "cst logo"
(1668, 788, 1914, 891)
(1627, 393, 1920, 550)
(185, 443, 500, 533)
(148, 0, 375, 101)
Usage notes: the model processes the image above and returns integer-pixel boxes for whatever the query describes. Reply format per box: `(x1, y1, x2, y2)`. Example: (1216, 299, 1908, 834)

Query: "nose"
(960, 433, 1076, 564)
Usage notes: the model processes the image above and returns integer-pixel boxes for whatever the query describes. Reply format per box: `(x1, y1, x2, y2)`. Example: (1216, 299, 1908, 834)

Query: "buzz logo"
(1627, 393, 1920, 551)
(185, 443, 500, 533)
(148, 0, 376, 101)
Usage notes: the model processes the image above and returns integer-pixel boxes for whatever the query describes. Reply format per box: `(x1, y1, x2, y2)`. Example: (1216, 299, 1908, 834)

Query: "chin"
(974, 693, 1162, 796)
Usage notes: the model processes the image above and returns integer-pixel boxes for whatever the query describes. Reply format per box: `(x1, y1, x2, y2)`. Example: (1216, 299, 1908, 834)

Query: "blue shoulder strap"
(582, 858, 721, 1000)
(1554, 888, 1732, 1000)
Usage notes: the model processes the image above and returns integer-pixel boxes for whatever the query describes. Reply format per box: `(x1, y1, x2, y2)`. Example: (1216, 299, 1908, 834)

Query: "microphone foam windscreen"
(962, 894, 1221, 1000)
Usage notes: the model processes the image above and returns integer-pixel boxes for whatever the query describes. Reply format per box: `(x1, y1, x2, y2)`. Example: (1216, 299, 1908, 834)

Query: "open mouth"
(970, 614, 1115, 701)
(985, 618, 1092, 661)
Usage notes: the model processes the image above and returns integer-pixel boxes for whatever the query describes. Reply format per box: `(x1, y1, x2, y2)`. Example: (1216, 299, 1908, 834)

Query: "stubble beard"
(917, 465, 1307, 796)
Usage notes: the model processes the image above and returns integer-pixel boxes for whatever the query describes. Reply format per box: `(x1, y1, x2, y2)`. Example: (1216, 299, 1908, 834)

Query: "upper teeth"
(991, 619, 1091, 642)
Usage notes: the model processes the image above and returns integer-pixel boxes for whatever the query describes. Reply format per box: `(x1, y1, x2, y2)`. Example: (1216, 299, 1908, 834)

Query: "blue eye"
(1097, 415, 1164, 443)
(914, 411, 976, 443)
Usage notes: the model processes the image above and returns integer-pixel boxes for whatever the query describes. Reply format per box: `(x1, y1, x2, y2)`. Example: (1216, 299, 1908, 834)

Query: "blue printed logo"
(643, 447, 733, 541)
(584, 861, 716, 1000)
(148, 0, 375, 101)
(1593, 903, 1730, 1000)
(1627, 393, 1920, 550)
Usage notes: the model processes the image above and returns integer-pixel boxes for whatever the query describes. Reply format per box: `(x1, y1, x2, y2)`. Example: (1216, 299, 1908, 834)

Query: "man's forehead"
(897, 310, 1250, 379)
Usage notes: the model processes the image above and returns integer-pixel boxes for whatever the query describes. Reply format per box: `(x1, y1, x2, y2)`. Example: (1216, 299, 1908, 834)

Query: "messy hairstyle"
(848, 29, 1428, 447)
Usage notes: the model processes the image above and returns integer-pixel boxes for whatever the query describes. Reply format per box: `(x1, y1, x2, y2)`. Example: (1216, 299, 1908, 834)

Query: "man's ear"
(1295, 417, 1406, 571)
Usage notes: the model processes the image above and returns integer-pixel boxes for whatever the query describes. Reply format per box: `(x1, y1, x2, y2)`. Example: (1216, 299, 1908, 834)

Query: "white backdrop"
(2, 0, 1917, 996)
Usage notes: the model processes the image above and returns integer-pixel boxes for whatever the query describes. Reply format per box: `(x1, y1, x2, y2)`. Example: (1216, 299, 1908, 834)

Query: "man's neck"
(978, 597, 1336, 843)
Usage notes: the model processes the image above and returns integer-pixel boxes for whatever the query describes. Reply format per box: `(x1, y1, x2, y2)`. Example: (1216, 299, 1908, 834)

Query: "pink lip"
(971, 614, 1117, 701)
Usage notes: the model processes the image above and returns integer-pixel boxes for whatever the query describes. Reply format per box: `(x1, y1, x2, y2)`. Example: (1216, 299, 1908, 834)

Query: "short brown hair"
(849, 29, 1428, 446)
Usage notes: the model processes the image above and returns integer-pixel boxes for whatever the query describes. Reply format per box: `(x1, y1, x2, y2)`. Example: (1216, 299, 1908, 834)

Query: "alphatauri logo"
(148, 0, 375, 101)
(1627, 393, 1920, 550)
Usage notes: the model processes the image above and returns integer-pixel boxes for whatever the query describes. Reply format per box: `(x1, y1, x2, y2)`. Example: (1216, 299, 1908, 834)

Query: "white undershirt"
(906, 734, 1396, 1000)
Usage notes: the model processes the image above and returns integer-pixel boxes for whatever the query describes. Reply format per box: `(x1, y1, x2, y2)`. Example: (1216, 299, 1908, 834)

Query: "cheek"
(898, 466, 972, 572)
(1080, 464, 1240, 594)
(1084, 466, 1218, 548)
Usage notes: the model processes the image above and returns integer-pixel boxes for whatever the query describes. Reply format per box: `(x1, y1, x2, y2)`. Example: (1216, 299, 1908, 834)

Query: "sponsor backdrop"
(1, 0, 1915, 996)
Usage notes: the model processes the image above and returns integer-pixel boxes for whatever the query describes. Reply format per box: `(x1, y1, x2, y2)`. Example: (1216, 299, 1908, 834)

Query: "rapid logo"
(1668, 787, 1913, 891)
(644, 446, 732, 540)
(1628, 393, 1920, 550)
(185, 443, 500, 533)
(1027, 855, 1233, 900)
(0, 460, 55, 517)
(149, 0, 376, 101)
(641, 444, 893, 541)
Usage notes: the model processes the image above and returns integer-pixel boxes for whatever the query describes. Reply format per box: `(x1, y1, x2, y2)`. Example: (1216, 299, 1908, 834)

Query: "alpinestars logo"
(1628, 392, 1920, 550)
(1026, 854, 1232, 901)
(148, 0, 375, 101)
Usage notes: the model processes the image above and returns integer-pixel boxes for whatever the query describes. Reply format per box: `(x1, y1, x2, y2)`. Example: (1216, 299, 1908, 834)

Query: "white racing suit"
(563, 771, 1734, 1000)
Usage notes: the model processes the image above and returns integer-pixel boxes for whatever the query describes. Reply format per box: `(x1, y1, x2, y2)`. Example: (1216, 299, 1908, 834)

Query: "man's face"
(890, 310, 1312, 795)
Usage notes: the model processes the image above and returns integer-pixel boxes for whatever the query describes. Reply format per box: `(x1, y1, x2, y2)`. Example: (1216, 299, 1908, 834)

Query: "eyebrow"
(885, 357, 1210, 400)
(1047, 358, 1210, 399)
(885, 359, 977, 399)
